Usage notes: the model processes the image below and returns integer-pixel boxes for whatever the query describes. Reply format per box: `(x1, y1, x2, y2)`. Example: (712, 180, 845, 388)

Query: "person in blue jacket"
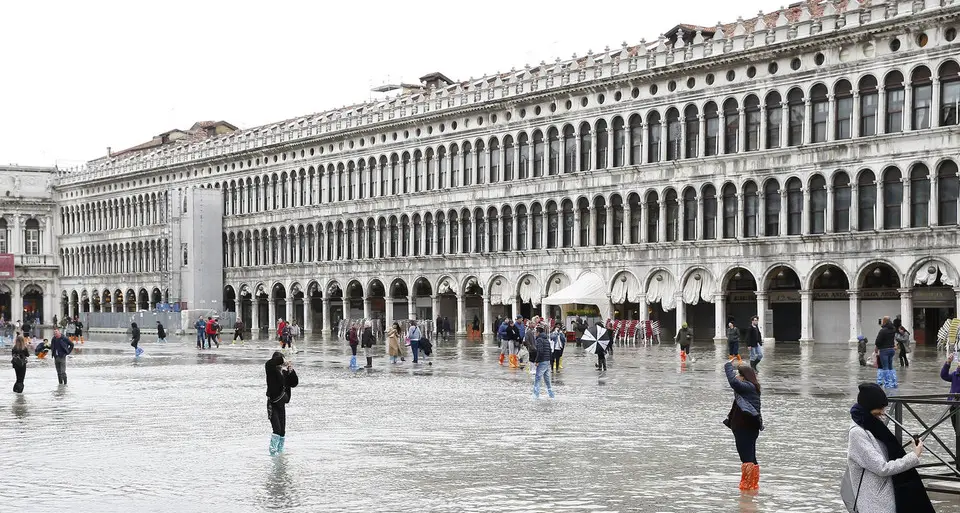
(50, 329, 74, 385)
(194, 316, 206, 349)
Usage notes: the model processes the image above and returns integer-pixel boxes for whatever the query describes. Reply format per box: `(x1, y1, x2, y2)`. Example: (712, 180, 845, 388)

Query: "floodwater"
(3, 332, 960, 513)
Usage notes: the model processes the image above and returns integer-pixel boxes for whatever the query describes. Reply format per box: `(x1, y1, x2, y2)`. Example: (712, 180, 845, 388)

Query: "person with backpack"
(156, 321, 167, 343)
(205, 317, 219, 349)
(407, 320, 423, 364)
(846, 383, 932, 513)
(265, 351, 299, 456)
(131, 322, 142, 357)
(532, 326, 554, 398)
(50, 328, 75, 385)
(497, 319, 510, 366)
(281, 323, 292, 350)
(194, 316, 206, 349)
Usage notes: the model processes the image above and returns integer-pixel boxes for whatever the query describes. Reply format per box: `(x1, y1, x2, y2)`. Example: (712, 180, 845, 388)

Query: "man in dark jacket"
(746, 316, 763, 371)
(156, 321, 167, 343)
(50, 329, 74, 385)
(532, 327, 555, 398)
(131, 322, 142, 357)
(875, 316, 898, 388)
(506, 320, 522, 368)
(194, 316, 206, 349)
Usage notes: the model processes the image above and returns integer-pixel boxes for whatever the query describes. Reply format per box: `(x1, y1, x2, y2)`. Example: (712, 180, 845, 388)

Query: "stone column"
(736, 193, 745, 238)
(639, 201, 648, 243)
(826, 185, 835, 233)
(718, 113, 726, 154)
(252, 297, 260, 332)
(904, 84, 913, 132)
(384, 297, 394, 331)
(512, 296, 521, 320)
(799, 289, 813, 344)
(678, 198, 686, 240)
(658, 200, 667, 242)
(363, 297, 371, 320)
(902, 179, 911, 228)
(779, 189, 788, 236)
(695, 197, 704, 240)
(827, 94, 837, 142)
(932, 78, 942, 128)
(659, 121, 666, 162)
(780, 102, 789, 148)
(268, 297, 276, 333)
(737, 108, 746, 153)
(847, 290, 860, 344)
(851, 185, 860, 230)
(482, 295, 491, 335)
(756, 291, 770, 341)
(407, 294, 416, 321)
(573, 209, 582, 246)
(759, 105, 768, 149)
(931, 177, 939, 227)
(605, 203, 614, 246)
(638, 294, 649, 323)
(12, 282, 22, 324)
(457, 294, 466, 335)
(697, 114, 706, 157)
(852, 91, 862, 138)
(587, 206, 596, 246)
(714, 293, 725, 341)
(877, 86, 887, 134)
(802, 188, 811, 235)
(625, 205, 633, 244)
(675, 294, 686, 331)
(431, 295, 440, 322)
(898, 288, 913, 342)
(375, 224, 382, 258)
(322, 298, 331, 337)
(303, 298, 313, 332)
(758, 193, 766, 236)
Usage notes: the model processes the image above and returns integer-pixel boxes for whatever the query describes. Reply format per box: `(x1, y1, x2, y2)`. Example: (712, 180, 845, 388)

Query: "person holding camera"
(265, 351, 299, 455)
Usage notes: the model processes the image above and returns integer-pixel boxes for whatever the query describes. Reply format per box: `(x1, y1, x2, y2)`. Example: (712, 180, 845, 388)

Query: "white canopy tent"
(542, 272, 611, 319)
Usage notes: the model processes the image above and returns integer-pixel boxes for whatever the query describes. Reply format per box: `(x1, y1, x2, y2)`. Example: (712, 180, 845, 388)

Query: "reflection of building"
(53, 2, 960, 343)
(0, 165, 59, 324)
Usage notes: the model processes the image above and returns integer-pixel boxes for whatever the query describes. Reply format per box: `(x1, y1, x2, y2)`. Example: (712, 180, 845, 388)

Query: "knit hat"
(857, 383, 889, 411)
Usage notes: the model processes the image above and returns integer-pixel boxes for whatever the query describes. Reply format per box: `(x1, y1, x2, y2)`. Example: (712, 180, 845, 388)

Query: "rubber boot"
(510, 354, 519, 368)
(277, 436, 285, 454)
(739, 463, 750, 491)
(498, 353, 505, 366)
(558, 357, 563, 369)
(888, 369, 899, 389)
(135, 346, 144, 357)
(752, 465, 760, 490)
(365, 357, 373, 368)
(680, 350, 687, 362)
(877, 368, 886, 387)
(269, 434, 280, 456)
(349, 355, 357, 370)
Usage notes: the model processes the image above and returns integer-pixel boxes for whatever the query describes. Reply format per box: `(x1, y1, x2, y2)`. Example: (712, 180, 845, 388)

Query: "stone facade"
(53, 1, 960, 343)
(0, 166, 59, 324)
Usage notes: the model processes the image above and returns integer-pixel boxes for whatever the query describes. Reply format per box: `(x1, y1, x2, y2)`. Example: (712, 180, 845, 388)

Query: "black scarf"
(850, 404, 935, 513)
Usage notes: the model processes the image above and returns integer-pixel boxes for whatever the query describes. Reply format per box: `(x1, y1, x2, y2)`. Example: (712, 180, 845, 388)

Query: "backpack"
(839, 466, 865, 512)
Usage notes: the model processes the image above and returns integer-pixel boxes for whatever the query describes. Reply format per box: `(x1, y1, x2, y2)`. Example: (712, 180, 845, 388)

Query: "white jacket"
(846, 422, 920, 513)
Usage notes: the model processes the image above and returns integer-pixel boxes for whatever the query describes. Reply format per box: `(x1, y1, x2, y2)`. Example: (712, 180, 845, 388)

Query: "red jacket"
(205, 319, 217, 335)
(277, 321, 286, 337)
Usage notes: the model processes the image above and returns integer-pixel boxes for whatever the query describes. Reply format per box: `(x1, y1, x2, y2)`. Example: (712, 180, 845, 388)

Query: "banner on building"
(0, 254, 13, 278)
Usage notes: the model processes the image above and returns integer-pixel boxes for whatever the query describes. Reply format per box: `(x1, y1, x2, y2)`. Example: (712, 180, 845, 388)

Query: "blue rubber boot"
(135, 346, 144, 357)
(349, 355, 357, 370)
(277, 436, 285, 454)
(877, 369, 885, 386)
(888, 369, 899, 389)
(269, 434, 280, 456)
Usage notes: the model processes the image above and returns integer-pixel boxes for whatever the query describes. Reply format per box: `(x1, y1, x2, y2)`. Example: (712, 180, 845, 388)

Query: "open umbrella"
(581, 324, 612, 354)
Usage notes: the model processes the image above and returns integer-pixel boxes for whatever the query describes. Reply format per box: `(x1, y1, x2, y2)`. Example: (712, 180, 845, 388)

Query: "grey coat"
(846, 422, 920, 513)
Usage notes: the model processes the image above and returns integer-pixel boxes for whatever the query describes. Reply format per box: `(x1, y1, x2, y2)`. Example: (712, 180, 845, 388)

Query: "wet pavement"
(3, 332, 960, 513)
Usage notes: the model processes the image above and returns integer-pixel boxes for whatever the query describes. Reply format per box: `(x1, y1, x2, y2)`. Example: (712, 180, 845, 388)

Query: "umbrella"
(581, 324, 612, 354)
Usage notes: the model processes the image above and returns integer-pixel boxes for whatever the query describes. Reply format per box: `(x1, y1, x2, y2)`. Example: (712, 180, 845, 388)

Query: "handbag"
(840, 467, 865, 512)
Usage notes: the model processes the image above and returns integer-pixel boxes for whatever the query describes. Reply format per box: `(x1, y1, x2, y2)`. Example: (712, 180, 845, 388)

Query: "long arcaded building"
(51, 0, 960, 345)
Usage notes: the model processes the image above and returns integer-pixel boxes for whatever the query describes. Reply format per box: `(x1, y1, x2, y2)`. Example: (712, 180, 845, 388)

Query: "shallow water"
(2, 333, 960, 513)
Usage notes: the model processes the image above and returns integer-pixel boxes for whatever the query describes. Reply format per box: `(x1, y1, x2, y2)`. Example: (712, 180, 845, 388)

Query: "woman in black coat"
(11, 335, 29, 393)
(266, 351, 298, 455)
(131, 322, 142, 356)
(156, 322, 167, 343)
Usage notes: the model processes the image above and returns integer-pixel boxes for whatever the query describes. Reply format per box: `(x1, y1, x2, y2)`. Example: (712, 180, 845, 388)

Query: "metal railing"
(887, 394, 960, 495)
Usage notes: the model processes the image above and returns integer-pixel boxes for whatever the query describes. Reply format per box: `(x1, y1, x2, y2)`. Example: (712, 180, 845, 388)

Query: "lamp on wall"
(694, 274, 701, 281)
(656, 274, 664, 282)
(823, 268, 832, 279)
(928, 265, 937, 275)
(873, 267, 882, 277)
(777, 269, 785, 279)
(495, 279, 501, 286)
(620, 275, 627, 282)
(734, 270, 742, 280)
(524, 279, 530, 285)
(555, 278, 561, 284)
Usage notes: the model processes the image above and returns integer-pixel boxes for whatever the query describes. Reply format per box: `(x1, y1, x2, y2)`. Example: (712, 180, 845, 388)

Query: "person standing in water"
(195, 316, 206, 349)
(723, 360, 763, 491)
(533, 327, 555, 398)
(550, 325, 565, 373)
(11, 335, 29, 393)
(746, 316, 763, 371)
(265, 351, 299, 456)
(156, 321, 167, 344)
(407, 320, 423, 364)
(386, 322, 404, 364)
(726, 321, 741, 361)
(895, 325, 910, 367)
(676, 322, 693, 360)
(131, 322, 142, 357)
(361, 320, 375, 368)
(50, 329, 74, 385)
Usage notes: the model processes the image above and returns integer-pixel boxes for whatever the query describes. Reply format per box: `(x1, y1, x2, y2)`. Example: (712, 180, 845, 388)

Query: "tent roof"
(542, 272, 610, 318)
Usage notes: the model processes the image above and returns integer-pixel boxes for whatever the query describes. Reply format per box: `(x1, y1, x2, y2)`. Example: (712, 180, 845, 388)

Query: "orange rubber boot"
(680, 350, 687, 362)
(498, 353, 505, 366)
(509, 354, 519, 368)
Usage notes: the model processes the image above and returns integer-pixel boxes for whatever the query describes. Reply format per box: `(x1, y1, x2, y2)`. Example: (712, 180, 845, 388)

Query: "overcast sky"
(0, 0, 785, 168)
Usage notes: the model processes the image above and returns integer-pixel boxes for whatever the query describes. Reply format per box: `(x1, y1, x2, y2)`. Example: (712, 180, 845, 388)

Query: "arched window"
(547, 128, 560, 175)
(885, 71, 905, 133)
(500, 207, 512, 251)
(561, 200, 574, 247)
(857, 170, 877, 231)
(722, 184, 737, 238)
(489, 138, 501, 183)
(440, 146, 450, 188)
(462, 142, 474, 186)
(503, 135, 515, 181)
(683, 105, 699, 158)
(647, 112, 662, 162)
(833, 172, 851, 232)
(682, 188, 697, 240)
(704, 102, 719, 156)
(702, 184, 717, 240)
(938, 160, 959, 225)
(809, 175, 827, 234)
(0, 218, 7, 253)
(517, 133, 529, 179)
(475, 140, 486, 184)
(882, 167, 903, 229)
(835, 79, 854, 139)
(665, 189, 679, 242)
(357, 161, 365, 199)
(786, 177, 802, 235)
(723, 99, 739, 154)
(533, 130, 545, 177)
(811, 84, 829, 143)
(414, 150, 424, 192)
(420, 214, 430, 256)
(425, 148, 435, 190)
(765, 92, 782, 149)
(612, 117, 625, 167)
(764, 180, 781, 236)
(666, 108, 681, 161)
(546, 202, 559, 248)
(744, 95, 761, 151)
(743, 181, 758, 237)
(859, 75, 879, 136)
(940, 61, 960, 126)
(910, 164, 930, 227)
(912, 66, 933, 130)
(787, 88, 805, 146)
(629, 114, 643, 165)
(579, 122, 592, 171)
(562, 126, 576, 173)
(646, 192, 660, 242)
(391, 154, 400, 194)
(595, 120, 608, 169)
(24, 218, 40, 255)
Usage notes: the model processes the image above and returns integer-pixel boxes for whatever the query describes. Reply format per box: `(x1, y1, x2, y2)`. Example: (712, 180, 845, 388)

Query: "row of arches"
(62, 288, 167, 317)
(222, 159, 960, 266)
(61, 192, 169, 235)
(60, 240, 169, 277)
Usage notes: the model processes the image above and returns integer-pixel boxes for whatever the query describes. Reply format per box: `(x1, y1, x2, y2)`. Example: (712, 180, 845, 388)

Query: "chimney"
(107, 146, 113, 158)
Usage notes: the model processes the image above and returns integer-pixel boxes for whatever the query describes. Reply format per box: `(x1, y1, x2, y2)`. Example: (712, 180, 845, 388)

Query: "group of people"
(724, 315, 764, 369)
(858, 316, 914, 389)
(275, 318, 301, 350)
(194, 316, 222, 350)
(10, 328, 75, 393)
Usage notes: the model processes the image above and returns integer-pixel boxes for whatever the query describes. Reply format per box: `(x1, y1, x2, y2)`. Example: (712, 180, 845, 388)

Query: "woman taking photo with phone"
(847, 383, 933, 512)
(265, 351, 299, 456)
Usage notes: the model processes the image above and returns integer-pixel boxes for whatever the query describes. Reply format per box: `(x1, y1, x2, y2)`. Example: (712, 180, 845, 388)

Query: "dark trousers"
(728, 341, 739, 356)
(349, 344, 357, 356)
(551, 349, 563, 372)
(858, 351, 867, 366)
(411, 340, 420, 363)
(196, 330, 204, 348)
(597, 352, 606, 371)
(268, 401, 286, 437)
(54, 356, 67, 385)
(12, 361, 26, 392)
(680, 344, 691, 355)
(898, 345, 909, 366)
(733, 428, 760, 464)
(234, 331, 243, 341)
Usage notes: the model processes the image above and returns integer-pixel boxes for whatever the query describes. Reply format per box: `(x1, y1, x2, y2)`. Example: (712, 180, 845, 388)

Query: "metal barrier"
(80, 311, 237, 331)
(887, 394, 960, 495)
